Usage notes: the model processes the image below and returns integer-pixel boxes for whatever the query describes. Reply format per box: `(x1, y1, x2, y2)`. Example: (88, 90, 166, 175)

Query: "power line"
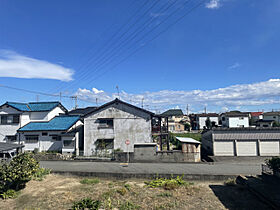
(58, 0, 183, 93)
(50, 0, 151, 94)
(77, 0, 204, 87)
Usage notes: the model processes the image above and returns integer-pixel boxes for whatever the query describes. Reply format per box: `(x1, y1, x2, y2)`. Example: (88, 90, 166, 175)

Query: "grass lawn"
(0, 174, 270, 210)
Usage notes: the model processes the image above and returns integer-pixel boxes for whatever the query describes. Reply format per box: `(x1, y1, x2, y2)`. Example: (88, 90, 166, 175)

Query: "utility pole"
(141, 97, 144, 108)
(204, 106, 207, 114)
(116, 85, 120, 99)
(96, 98, 98, 106)
(71, 96, 78, 109)
(59, 92, 62, 102)
(36, 95, 39, 102)
(186, 104, 189, 115)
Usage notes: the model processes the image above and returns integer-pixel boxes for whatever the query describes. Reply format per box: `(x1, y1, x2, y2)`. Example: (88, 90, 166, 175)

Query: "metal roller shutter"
(237, 140, 257, 156)
(260, 140, 280, 156)
(214, 141, 234, 156)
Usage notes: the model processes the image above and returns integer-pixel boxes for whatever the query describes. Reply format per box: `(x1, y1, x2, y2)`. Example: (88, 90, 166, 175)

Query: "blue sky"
(0, 0, 280, 113)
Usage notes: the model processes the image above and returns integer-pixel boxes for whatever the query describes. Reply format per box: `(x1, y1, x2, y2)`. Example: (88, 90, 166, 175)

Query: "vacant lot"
(0, 174, 270, 210)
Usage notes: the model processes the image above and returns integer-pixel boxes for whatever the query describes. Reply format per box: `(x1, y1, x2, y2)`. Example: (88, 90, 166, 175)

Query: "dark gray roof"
(0, 142, 24, 152)
(263, 112, 280, 116)
(223, 111, 249, 117)
(160, 109, 184, 117)
(196, 113, 219, 117)
(212, 127, 280, 131)
(68, 107, 98, 117)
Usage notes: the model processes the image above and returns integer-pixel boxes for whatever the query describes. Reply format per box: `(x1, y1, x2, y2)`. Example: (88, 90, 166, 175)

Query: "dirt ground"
(0, 174, 271, 210)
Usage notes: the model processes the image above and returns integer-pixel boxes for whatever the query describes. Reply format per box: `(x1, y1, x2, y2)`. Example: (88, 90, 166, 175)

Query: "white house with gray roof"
(83, 98, 154, 157)
(0, 101, 67, 143)
(221, 111, 250, 128)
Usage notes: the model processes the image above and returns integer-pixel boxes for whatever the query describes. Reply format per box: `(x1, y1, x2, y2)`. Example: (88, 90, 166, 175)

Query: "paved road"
(40, 161, 263, 176)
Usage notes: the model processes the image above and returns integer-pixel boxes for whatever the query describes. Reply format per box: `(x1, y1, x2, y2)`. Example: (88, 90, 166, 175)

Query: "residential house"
(18, 115, 82, 153)
(202, 127, 280, 156)
(160, 109, 190, 132)
(0, 101, 67, 143)
(256, 119, 274, 128)
(83, 98, 154, 156)
(196, 113, 219, 130)
(250, 112, 263, 125)
(263, 112, 280, 124)
(221, 111, 250, 128)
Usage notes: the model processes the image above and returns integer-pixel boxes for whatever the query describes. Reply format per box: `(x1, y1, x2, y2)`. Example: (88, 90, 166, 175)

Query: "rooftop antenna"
(116, 85, 120, 99)
(141, 97, 144, 108)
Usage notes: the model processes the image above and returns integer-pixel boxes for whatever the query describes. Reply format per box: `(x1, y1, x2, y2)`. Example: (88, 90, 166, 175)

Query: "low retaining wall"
(33, 153, 73, 161)
(52, 170, 237, 181)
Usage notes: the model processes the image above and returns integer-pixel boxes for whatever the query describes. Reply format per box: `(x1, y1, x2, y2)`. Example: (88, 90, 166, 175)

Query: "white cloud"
(75, 79, 280, 113)
(0, 50, 74, 81)
(228, 62, 241, 70)
(206, 0, 221, 9)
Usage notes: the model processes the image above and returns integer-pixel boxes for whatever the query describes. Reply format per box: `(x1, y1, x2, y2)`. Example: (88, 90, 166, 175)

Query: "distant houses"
(1, 99, 280, 159)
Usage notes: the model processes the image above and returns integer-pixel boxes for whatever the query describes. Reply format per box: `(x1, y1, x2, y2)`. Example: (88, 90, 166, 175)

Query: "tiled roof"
(251, 112, 263, 117)
(161, 109, 184, 117)
(196, 113, 219, 117)
(68, 106, 98, 116)
(18, 115, 80, 131)
(6, 101, 62, 112)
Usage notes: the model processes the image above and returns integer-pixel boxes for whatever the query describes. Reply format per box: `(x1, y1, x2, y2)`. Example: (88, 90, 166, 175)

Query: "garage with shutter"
(260, 140, 280, 156)
(236, 140, 257, 156)
(214, 140, 234, 156)
(202, 127, 280, 157)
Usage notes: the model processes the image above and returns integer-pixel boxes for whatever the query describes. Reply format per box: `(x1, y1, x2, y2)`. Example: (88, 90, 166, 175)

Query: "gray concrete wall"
(84, 103, 152, 156)
(115, 145, 200, 163)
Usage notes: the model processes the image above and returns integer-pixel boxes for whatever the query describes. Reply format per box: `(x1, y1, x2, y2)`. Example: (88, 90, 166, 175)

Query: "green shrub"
(72, 198, 101, 210)
(32, 168, 51, 181)
(0, 189, 19, 199)
(266, 157, 280, 171)
(124, 183, 131, 191)
(0, 153, 40, 192)
(80, 178, 100, 185)
(145, 176, 188, 190)
(119, 201, 140, 210)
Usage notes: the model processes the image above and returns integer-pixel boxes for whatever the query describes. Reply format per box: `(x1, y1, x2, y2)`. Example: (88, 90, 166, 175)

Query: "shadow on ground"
(210, 184, 271, 210)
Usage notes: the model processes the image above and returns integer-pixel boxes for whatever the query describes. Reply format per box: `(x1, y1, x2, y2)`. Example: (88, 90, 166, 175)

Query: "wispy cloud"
(0, 50, 74, 81)
(205, 0, 221, 9)
(227, 62, 241, 70)
(76, 79, 280, 113)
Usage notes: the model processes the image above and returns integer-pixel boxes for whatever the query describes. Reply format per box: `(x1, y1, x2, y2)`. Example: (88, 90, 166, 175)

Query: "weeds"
(157, 192, 172, 197)
(72, 198, 101, 210)
(80, 178, 100, 185)
(119, 201, 140, 210)
(117, 187, 127, 196)
(124, 183, 131, 191)
(224, 178, 236, 186)
(32, 168, 51, 181)
(145, 176, 189, 190)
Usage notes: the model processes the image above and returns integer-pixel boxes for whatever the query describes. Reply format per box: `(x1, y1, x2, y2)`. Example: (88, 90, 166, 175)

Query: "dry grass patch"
(0, 174, 271, 210)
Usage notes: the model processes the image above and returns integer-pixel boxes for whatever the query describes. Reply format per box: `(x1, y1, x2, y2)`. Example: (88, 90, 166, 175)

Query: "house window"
(0, 115, 20, 124)
(63, 140, 74, 147)
(98, 119, 113, 129)
(50, 135, 61, 141)
(25, 135, 39, 143)
(222, 117, 225, 121)
(239, 117, 244, 120)
(42, 132, 48, 136)
(13, 115, 20, 124)
(1, 115, 7, 124)
(6, 135, 17, 141)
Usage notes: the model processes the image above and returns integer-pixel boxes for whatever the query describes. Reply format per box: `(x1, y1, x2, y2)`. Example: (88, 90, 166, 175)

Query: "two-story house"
(160, 109, 190, 132)
(196, 113, 219, 130)
(221, 111, 250, 128)
(83, 98, 154, 156)
(0, 101, 67, 143)
(263, 112, 280, 124)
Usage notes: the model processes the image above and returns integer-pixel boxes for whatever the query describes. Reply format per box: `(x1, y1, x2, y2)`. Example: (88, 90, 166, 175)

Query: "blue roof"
(19, 116, 80, 131)
(6, 101, 62, 112)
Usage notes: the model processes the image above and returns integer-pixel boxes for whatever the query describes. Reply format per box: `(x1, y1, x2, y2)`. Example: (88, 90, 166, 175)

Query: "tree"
(272, 121, 280, 127)
(205, 118, 211, 129)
